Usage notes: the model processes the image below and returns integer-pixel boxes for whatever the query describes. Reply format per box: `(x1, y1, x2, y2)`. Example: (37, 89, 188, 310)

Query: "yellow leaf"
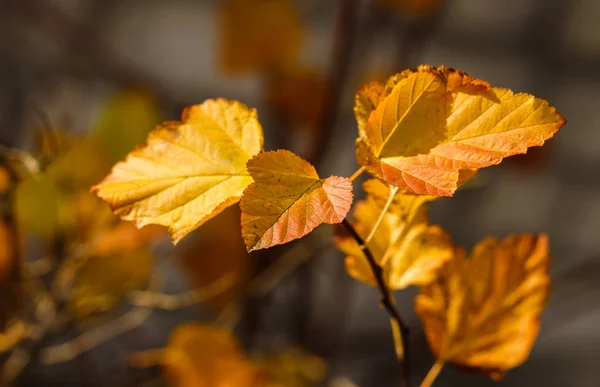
(15, 139, 112, 239)
(254, 346, 327, 387)
(335, 179, 453, 290)
(93, 99, 264, 244)
(356, 65, 565, 196)
(92, 88, 161, 163)
(147, 324, 272, 387)
(241, 150, 353, 251)
(219, 0, 305, 74)
(415, 234, 551, 379)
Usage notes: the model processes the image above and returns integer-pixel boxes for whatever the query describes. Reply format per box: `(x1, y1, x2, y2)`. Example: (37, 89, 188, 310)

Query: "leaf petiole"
(421, 360, 445, 387)
(349, 166, 366, 182)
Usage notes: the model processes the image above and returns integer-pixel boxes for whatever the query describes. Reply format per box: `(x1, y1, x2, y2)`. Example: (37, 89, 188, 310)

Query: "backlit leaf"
(415, 234, 551, 378)
(93, 99, 264, 243)
(241, 150, 353, 251)
(356, 65, 565, 196)
(219, 0, 304, 74)
(334, 179, 452, 289)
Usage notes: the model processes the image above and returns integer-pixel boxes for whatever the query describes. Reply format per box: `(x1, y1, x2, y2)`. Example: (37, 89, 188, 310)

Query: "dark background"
(1, 0, 599, 386)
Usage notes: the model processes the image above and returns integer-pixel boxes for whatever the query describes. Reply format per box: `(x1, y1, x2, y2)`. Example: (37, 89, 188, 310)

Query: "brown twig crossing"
(341, 219, 411, 387)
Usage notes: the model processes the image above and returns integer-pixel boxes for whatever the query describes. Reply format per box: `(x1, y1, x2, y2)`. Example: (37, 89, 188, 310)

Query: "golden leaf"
(415, 234, 551, 378)
(334, 179, 453, 290)
(93, 99, 264, 243)
(140, 324, 272, 387)
(219, 0, 305, 74)
(356, 65, 565, 196)
(241, 150, 353, 251)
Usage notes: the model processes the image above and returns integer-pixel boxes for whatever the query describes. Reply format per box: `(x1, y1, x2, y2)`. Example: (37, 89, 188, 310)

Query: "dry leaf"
(220, 0, 305, 74)
(146, 324, 272, 387)
(93, 99, 264, 243)
(241, 150, 353, 251)
(415, 234, 551, 378)
(334, 179, 452, 289)
(356, 65, 565, 196)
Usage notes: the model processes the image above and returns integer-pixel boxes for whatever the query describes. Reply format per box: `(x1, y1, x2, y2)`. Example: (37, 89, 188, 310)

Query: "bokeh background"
(1, 0, 599, 386)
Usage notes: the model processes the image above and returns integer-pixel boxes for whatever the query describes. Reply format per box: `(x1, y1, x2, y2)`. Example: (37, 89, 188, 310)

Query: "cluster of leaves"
(94, 64, 565, 385)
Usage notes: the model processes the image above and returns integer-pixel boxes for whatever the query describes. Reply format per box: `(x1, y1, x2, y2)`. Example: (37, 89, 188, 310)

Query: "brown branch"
(341, 219, 411, 387)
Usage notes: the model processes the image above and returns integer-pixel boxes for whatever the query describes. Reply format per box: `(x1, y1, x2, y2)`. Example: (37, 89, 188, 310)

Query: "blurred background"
(1, 0, 599, 386)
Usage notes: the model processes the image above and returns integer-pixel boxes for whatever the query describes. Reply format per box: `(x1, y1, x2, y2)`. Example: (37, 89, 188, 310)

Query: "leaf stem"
(420, 360, 444, 387)
(349, 166, 366, 182)
(340, 218, 411, 387)
(364, 185, 398, 245)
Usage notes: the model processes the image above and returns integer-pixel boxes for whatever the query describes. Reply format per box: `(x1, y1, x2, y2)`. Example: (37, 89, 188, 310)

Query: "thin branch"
(349, 166, 366, 183)
(128, 272, 236, 311)
(420, 360, 444, 387)
(340, 218, 411, 387)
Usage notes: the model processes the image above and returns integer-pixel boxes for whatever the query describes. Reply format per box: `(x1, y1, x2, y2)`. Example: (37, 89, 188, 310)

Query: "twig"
(340, 219, 411, 387)
(349, 166, 366, 183)
(420, 360, 444, 387)
(128, 272, 235, 311)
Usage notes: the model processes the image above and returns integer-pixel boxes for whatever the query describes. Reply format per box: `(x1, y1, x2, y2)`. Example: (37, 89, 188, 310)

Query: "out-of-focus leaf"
(92, 88, 161, 163)
(15, 139, 111, 240)
(415, 234, 551, 379)
(334, 179, 452, 289)
(356, 65, 565, 196)
(241, 150, 353, 251)
(254, 347, 327, 387)
(219, 0, 305, 74)
(266, 66, 327, 128)
(150, 324, 273, 387)
(380, 0, 443, 16)
(69, 248, 152, 319)
(176, 206, 250, 312)
(93, 99, 264, 244)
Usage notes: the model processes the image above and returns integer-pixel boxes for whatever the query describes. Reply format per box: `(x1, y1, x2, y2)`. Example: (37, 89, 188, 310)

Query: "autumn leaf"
(219, 0, 305, 74)
(415, 234, 551, 379)
(254, 346, 327, 387)
(133, 324, 273, 387)
(355, 65, 565, 196)
(334, 179, 452, 290)
(241, 150, 353, 251)
(93, 99, 264, 243)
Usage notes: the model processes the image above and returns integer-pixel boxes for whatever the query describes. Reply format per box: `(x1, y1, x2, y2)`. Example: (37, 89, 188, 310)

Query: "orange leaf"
(356, 65, 565, 196)
(148, 324, 272, 387)
(415, 234, 551, 379)
(241, 150, 353, 251)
